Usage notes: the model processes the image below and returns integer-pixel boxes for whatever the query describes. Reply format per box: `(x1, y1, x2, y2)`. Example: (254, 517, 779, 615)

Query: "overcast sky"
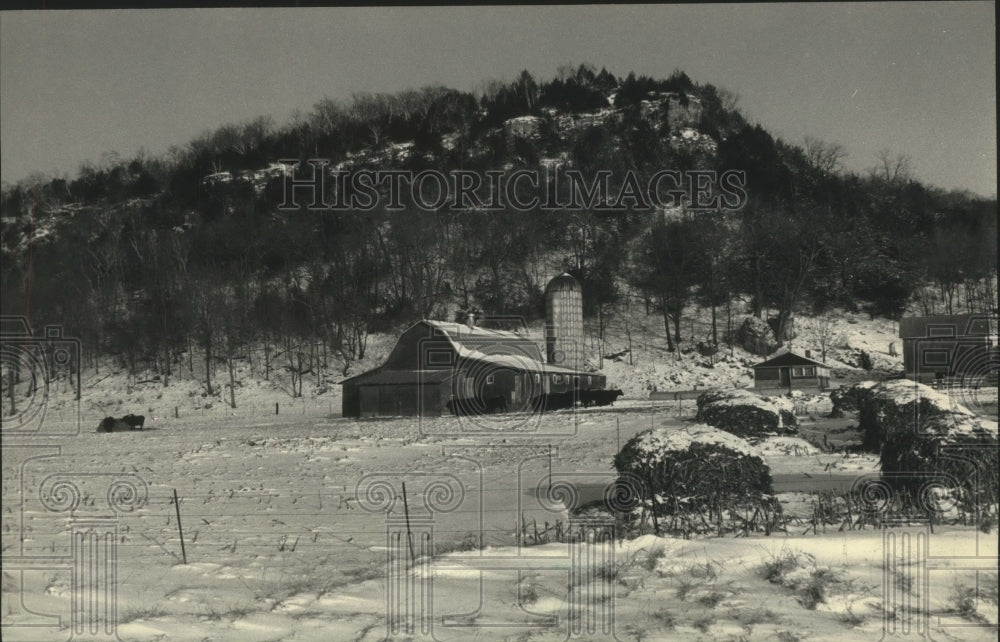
(1, 3, 995, 196)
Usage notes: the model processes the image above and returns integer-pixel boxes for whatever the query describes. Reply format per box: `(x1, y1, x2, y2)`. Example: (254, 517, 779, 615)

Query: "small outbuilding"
(753, 350, 830, 393)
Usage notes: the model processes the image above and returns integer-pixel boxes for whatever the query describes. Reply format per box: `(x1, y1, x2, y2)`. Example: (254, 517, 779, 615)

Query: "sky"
(1, 3, 996, 197)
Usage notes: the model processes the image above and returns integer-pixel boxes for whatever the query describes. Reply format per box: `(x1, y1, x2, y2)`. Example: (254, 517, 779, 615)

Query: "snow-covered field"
(4, 405, 997, 641)
(3, 310, 997, 640)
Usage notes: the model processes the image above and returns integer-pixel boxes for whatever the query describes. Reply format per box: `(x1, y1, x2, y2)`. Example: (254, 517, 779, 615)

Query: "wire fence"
(21, 396, 343, 429)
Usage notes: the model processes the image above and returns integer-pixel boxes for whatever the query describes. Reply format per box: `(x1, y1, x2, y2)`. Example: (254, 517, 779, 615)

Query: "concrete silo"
(545, 273, 584, 370)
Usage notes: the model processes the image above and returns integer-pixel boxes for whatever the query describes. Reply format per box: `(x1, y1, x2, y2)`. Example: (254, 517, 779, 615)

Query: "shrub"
(858, 379, 971, 453)
(828, 380, 877, 417)
(696, 389, 797, 438)
(762, 550, 842, 610)
(879, 412, 998, 511)
(613, 423, 773, 517)
(859, 350, 873, 372)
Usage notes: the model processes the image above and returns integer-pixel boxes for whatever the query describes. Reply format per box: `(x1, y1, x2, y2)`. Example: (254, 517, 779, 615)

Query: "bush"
(880, 412, 999, 511)
(828, 380, 877, 417)
(613, 423, 773, 516)
(696, 388, 797, 438)
(857, 380, 968, 453)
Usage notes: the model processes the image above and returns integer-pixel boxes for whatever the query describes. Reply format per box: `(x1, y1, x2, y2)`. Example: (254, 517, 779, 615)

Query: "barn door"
(360, 386, 379, 417)
(779, 368, 791, 387)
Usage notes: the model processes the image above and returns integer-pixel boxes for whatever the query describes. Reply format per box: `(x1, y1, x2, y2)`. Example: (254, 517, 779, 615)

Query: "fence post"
(401, 482, 416, 563)
(173, 489, 187, 565)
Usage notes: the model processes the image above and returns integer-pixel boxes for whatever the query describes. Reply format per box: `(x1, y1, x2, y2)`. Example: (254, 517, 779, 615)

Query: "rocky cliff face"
(201, 162, 296, 194)
(503, 115, 545, 142)
(666, 93, 703, 129)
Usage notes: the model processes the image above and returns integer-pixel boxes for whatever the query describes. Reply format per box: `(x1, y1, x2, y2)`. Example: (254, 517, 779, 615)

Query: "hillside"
(1, 64, 996, 385)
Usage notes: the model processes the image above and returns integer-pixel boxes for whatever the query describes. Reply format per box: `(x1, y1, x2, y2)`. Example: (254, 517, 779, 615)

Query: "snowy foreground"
(3, 406, 997, 641)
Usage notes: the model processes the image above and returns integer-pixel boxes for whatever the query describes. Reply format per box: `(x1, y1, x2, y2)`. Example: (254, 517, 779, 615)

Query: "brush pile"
(612, 423, 779, 534)
(861, 380, 1000, 511)
(696, 388, 797, 438)
(857, 380, 966, 452)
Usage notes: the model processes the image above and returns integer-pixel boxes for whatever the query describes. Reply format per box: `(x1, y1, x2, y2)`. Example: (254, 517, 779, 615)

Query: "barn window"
(803, 367, 815, 376)
(426, 349, 454, 366)
(792, 367, 803, 376)
(928, 325, 957, 338)
(486, 375, 495, 384)
(534, 374, 540, 383)
(573, 376, 579, 386)
(553, 374, 563, 384)
(923, 350, 950, 366)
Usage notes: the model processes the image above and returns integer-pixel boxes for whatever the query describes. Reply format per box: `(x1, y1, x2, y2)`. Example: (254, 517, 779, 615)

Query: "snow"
(871, 378, 975, 415)
(5, 394, 994, 641)
(623, 423, 766, 460)
(701, 387, 795, 415)
(4, 311, 996, 641)
(921, 414, 999, 443)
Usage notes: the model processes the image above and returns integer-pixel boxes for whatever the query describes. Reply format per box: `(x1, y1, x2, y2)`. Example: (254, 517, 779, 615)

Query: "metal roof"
(544, 272, 581, 293)
(898, 314, 995, 339)
(753, 351, 828, 369)
(459, 352, 598, 376)
(340, 368, 455, 385)
(425, 320, 544, 362)
(341, 319, 601, 385)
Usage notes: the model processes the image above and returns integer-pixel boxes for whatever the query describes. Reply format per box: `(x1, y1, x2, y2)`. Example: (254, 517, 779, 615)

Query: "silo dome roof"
(545, 272, 581, 293)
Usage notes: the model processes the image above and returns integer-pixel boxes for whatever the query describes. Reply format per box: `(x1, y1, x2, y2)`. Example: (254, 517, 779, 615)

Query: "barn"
(899, 314, 998, 384)
(753, 350, 830, 394)
(341, 319, 606, 418)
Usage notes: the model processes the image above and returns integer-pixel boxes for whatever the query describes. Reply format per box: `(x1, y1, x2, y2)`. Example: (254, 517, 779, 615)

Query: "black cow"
(122, 414, 145, 430)
(543, 391, 575, 411)
(97, 416, 117, 432)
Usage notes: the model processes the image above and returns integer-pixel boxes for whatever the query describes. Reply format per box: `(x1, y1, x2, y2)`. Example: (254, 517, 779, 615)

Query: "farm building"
(899, 314, 998, 383)
(340, 320, 605, 417)
(545, 273, 584, 370)
(752, 350, 830, 393)
(342, 273, 612, 418)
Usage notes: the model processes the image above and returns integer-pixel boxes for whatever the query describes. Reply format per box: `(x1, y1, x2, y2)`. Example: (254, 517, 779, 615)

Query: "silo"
(545, 273, 584, 370)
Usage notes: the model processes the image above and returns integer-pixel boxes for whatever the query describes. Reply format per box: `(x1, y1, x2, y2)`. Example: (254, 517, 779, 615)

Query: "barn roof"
(898, 314, 995, 339)
(459, 351, 597, 376)
(340, 367, 455, 385)
(424, 320, 544, 362)
(753, 351, 827, 369)
(340, 318, 602, 385)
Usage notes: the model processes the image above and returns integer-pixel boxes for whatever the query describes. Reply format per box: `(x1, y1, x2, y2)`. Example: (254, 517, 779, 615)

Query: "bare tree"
(815, 315, 842, 364)
(716, 86, 741, 113)
(804, 136, 846, 175)
(872, 149, 912, 184)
